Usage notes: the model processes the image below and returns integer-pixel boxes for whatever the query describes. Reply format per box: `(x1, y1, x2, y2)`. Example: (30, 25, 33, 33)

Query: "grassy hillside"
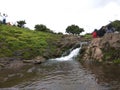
(0, 25, 62, 60)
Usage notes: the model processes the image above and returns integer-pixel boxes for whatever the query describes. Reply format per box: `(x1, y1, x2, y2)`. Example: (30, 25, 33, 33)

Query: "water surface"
(0, 47, 120, 90)
(0, 60, 120, 90)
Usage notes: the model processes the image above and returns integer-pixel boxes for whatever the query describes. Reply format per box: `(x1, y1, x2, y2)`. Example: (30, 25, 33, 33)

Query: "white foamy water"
(50, 47, 81, 61)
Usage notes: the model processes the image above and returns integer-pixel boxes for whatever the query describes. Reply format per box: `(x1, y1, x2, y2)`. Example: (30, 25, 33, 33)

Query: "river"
(0, 48, 120, 90)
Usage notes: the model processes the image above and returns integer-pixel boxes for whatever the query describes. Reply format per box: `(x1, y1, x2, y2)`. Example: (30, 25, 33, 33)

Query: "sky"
(0, 0, 120, 34)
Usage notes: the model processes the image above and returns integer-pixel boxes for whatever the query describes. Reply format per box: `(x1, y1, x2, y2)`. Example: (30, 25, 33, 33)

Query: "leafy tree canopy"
(34, 24, 54, 33)
(66, 24, 84, 35)
(17, 20, 26, 28)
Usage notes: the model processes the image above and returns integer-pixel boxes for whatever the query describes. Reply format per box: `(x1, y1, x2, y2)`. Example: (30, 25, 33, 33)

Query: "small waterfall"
(51, 47, 81, 61)
(50, 42, 88, 61)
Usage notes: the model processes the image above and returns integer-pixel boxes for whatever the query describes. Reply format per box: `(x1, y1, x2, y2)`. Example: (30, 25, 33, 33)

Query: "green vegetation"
(103, 47, 120, 64)
(66, 24, 84, 35)
(17, 20, 26, 28)
(113, 59, 120, 64)
(0, 25, 62, 60)
(81, 33, 92, 39)
(34, 24, 54, 33)
(109, 20, 120, 32)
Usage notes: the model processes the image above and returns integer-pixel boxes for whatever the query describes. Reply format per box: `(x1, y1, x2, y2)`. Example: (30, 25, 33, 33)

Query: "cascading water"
(50, 42, 87, 61)
(51, 47, 81, 61)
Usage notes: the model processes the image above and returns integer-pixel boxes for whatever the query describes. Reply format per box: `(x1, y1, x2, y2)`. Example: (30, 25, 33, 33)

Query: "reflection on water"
(81, 61, 120, 90)
(0, 60, 120, 90)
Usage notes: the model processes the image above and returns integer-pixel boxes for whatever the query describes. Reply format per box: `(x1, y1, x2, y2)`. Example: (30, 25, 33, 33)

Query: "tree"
(17, 20, 26, 28)
(34, 24, 53, 33)
(108, 20, 120, 32)
(66, 24, 84, 35)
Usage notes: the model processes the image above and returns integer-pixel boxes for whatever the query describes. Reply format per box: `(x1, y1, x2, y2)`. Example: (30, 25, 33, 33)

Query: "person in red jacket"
(92, 29, 98, 38)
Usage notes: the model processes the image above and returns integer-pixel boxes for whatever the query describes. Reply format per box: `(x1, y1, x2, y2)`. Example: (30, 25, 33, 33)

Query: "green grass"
(102, 47, 120, 63)
(0, 25, 62, 59)
(80, 34, 92, 42)
(82, 34, 92, 39)
(113, 59, 120, 64)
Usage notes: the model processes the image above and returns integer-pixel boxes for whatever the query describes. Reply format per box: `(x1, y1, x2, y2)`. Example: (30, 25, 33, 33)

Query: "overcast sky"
(0, 0, 120, 34)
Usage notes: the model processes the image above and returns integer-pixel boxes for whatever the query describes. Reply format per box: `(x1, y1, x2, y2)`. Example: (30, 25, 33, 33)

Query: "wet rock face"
(81, 38, 103, 62)
(59, 35, 81, 48)
(50, 35, 81, 57)
(81, 33, 120, 62)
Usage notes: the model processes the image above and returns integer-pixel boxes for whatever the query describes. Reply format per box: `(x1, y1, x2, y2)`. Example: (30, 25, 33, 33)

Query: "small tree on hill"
(34, 24, 53, 33)
(17, 20, 26, 28)
(66, 24, 84, 35)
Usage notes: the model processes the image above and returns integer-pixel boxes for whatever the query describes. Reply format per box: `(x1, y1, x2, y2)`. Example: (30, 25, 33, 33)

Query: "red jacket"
(92, 32, 97, 38)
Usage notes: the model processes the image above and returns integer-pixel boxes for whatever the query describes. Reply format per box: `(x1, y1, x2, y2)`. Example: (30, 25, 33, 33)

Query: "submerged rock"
(34, 56, 46, 64)
(23, 56, 46, 64)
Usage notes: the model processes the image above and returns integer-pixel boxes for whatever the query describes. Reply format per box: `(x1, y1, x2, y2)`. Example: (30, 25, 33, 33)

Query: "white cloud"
(0, 0, 120, 34)
(91, 0, 120, 8)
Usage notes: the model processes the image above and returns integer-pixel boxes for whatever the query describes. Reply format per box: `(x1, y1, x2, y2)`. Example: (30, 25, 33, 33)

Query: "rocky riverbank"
(0, 35, 83, 70)
(80, 33, 120, 64)
(1, 21, 120, 73)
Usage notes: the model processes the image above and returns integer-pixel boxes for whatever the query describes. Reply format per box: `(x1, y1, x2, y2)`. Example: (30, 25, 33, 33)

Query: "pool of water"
(0, 59, 120, 90)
